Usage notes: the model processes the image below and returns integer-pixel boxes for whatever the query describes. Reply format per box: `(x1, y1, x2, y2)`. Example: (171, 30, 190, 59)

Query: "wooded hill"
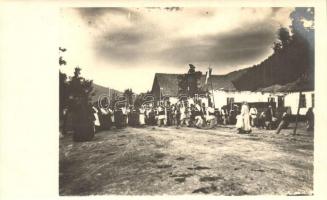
(231, 8, 314, 92)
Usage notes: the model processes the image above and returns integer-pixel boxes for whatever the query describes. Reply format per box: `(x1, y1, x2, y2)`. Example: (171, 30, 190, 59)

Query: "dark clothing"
(194, 110, 202, 117)
(265, 108, 273, 122)
(176, 110, 181, 126)
(72, 105, 95, 141)
(114, 110, 124, 128)
(166, 106, 172, 126)
(148, 110, 156, 125)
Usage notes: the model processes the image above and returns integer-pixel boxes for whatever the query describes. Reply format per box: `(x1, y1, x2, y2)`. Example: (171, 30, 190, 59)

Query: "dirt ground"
(59, 123, 313, 196)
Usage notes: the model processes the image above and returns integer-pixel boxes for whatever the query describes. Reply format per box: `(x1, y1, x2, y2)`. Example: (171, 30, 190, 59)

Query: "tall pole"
(210, 77, 215, 108)
(293, 91, 302, 135)
(208, 66, 215, 108)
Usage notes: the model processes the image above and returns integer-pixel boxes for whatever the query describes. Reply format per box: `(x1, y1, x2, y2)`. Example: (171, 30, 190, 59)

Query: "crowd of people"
(84, 99, 312, 134)
(60, 97, 314, 138)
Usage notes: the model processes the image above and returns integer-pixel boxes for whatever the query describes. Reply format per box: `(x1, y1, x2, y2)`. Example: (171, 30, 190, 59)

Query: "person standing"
(249, 106, 258, 127)
(127, 106, 133, 126)
(184, 104, 190, 127)
(92, 105, 101, 132)
(257, 111, 266, 129)
(171, 104, 177, 126)
(206, 105, 216, 128)
(165, 101, 172, 126)
(139, 106, 146, 127)
(100, 107, 111, 130)
(194, 104, 203, 128)
(276, 107, 291, 134)
(115, 105, 127, 128)
(235, 110, 243, 133)
(180, 103, 186, 126)
(157, 103, 166, 127)
(239, 102, 251, 133)
(108, 107, 114, 127)
(175, 104, 181, 128)
(149, 107, 156, 125)
(221, 107, 227, 125)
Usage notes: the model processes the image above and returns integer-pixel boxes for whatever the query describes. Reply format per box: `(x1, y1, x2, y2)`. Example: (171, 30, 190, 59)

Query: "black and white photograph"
(58, 7, 316, 196)
(56, 6, 319, 196)
(2, 0, 327, 199)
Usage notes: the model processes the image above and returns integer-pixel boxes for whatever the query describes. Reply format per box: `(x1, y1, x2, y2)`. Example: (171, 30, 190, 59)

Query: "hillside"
(230, 33, 314, 92)
(231, 39, 313, 92)
(92, 83, 123, 103)
(229, 8, 314, 92)
(224, 68, 249, 81)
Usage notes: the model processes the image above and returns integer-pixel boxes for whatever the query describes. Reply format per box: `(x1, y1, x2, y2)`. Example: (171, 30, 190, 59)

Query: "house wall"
(212, 90, 275, 109)
(211, 90, 314, 115)
(284, 91, 314, 115)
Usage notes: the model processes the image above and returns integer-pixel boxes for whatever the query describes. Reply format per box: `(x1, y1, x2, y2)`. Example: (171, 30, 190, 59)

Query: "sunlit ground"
(59, 122, 313, 195)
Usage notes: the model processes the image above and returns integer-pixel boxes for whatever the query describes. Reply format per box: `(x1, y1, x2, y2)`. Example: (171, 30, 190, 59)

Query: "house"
(150, 72, 314, 115)
(150, 72, 238, 104)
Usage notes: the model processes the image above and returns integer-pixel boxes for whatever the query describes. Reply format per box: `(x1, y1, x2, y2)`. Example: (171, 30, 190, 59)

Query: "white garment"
(121, 107, 127, 115)
(249, 107, 257, 118)
(195, 104, 201, 111)
(241, 104, 251, 131)
(100, 108, 109, 115)
(206, 107, 215, 121)
(92, 107, 100, 126)
(158, 106, 166, 119)
(139, 108, 145, 125)
(195, 116, 203, 127)
(236, 114, 243, 129)
(180, 107, 186, 120)
(108, 109, 114, 122)
(158, 115, 166, 120)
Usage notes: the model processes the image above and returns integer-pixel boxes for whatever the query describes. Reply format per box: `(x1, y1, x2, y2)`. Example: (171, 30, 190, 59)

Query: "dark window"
(278, 96, 285, 108)
(227, 97, 234, 105)
(300, 94, 306, 108)
(268, 97, 275, 103)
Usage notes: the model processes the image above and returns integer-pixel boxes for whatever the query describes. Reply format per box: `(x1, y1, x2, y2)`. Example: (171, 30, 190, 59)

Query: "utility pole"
(210, 76, 215, 108)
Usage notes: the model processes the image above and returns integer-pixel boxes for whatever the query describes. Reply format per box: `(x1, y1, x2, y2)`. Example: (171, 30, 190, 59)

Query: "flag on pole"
(205, 67, 212, 84)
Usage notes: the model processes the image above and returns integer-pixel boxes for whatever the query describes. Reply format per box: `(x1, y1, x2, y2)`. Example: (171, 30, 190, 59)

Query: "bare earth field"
(59, 123, 313, 196)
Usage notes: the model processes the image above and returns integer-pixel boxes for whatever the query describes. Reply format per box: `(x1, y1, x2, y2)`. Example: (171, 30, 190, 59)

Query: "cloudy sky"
(59, 7, 294, 93)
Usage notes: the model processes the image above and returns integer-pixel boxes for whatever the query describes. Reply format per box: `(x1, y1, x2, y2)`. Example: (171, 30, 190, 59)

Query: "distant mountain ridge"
(92, 83, 123, 102)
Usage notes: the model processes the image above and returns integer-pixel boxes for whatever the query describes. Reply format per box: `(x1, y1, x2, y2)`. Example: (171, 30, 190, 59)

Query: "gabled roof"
(152, 73, 180, 96)
(202, 75, 237, 91)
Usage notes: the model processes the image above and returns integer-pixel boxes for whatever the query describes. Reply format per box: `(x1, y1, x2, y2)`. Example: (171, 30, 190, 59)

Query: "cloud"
(80, 8, 287, 67)
(78, 7, 132, 20)
(156, 21, 276, 69)
(61, 7, 295, 92)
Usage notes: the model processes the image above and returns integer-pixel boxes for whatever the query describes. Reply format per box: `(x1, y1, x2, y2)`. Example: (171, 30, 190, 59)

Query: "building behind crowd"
(151, 72, 239, 103)
(151, 72, 314, 115)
